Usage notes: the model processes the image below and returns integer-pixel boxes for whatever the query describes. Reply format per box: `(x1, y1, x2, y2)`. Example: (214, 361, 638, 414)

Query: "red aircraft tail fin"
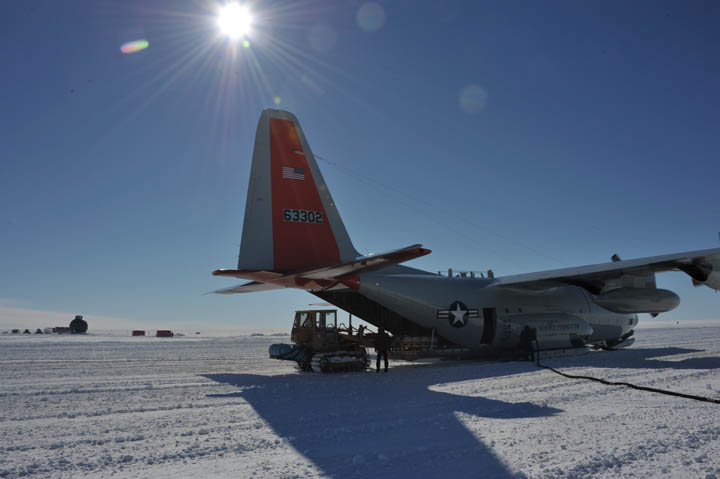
(237, 109, 359, 273)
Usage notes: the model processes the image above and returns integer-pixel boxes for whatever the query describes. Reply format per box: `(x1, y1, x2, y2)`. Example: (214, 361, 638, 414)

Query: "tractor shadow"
(205, 361, 560, 479)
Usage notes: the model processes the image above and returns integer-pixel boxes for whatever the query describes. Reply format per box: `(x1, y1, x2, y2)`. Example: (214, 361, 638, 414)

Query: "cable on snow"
(532, 339, 720, 405)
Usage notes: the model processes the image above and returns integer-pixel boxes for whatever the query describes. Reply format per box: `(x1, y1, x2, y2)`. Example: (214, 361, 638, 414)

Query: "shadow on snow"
(204, 361, 561, 479)
(202, 346, 719, 478)
(551, 347, 720, 371)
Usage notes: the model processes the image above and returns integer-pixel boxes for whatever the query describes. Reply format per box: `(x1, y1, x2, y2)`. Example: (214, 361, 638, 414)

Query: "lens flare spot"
(459, 84, 488, 114)
(218, 3, 252, 39)
(357, 3, 386, 32)
(120, 40, 149, 54)
(243, 40, 251, 48)
(273, 96, 282, 105)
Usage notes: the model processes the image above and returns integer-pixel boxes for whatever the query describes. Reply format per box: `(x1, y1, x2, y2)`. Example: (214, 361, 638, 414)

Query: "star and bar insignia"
(436, 301, 479, 328)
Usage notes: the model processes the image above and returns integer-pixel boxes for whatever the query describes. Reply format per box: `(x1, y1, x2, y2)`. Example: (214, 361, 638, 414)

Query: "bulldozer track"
(308, 351, 369, 373)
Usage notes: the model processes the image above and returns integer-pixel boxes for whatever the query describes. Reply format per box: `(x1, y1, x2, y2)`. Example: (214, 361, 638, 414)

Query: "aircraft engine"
(592, 288, 680, 314)
(680, 261, 720, 291)
(701, 270, 720, 290)
(693, 268, 720, 291)
(504, 313, 593, 350)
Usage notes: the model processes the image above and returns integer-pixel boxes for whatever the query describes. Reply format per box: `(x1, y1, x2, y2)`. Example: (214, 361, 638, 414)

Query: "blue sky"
(1, 0, 719, 330)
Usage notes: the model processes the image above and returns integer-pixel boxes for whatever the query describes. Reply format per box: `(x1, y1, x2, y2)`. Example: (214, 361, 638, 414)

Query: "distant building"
(70, 315, 88, 334)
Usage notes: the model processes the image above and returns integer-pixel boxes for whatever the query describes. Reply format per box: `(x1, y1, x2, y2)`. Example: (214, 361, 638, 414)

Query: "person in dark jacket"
(374, 328, 391, 372)
(518, 325, 537, 361)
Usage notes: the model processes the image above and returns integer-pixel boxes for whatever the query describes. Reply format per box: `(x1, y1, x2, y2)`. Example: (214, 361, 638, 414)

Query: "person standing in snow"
(374, 328, 391, 373)
(518, 325, 537, 361)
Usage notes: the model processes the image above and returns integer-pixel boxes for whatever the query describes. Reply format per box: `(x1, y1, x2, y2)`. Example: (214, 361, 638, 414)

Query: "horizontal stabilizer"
(213, 281, 287, 294)
(212, 244, 431, 293)
(213, 270, 283, 281)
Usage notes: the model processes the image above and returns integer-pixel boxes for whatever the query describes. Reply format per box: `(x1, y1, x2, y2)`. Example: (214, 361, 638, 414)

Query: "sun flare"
(218, 3, 252, 39)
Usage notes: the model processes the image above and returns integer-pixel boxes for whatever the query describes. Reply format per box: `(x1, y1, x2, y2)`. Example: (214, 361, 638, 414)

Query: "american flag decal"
(282, 166, 305, 180)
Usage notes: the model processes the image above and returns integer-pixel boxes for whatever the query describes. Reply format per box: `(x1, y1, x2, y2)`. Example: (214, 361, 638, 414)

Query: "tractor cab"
(291, 309, 339, 349)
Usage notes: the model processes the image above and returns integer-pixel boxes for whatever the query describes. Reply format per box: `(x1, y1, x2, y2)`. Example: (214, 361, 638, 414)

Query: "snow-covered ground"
(1, 321, 720, 479)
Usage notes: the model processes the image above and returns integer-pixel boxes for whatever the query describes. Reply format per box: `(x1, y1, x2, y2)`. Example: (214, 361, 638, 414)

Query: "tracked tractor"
(269, 309, 373, 373)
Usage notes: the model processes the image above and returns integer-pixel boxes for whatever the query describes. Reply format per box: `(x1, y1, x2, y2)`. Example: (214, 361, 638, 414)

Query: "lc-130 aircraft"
(213, 109, 720, 358)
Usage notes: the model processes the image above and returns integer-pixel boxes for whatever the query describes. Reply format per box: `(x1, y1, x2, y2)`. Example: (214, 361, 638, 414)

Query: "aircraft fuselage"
(357, 272, 636, 351)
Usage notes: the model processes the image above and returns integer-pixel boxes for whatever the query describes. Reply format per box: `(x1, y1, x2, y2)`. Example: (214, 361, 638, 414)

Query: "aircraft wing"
(212, 244, 431, 293)
(490, 247, 720, 293)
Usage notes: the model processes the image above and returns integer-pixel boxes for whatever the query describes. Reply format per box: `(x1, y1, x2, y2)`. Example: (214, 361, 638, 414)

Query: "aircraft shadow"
(204, 362, 561, 478)
(551, 347, 720, 371)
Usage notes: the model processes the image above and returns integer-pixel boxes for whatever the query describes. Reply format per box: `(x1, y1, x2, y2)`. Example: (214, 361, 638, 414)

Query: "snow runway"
(1, 322, 720, 478)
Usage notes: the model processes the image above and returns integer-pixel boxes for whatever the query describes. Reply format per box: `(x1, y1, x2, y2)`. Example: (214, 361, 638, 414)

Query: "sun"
(217, 3, 252, 39)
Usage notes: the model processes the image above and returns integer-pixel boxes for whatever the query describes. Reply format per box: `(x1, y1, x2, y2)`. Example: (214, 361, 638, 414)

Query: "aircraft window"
(316, 314, 325, 330)
(300, 313, 312, 328)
